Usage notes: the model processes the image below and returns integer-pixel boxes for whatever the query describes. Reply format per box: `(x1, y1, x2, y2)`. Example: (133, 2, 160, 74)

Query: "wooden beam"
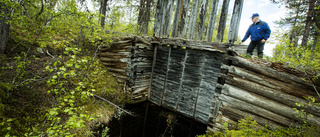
(219, 94, 299, 127)
(172, 0, 182, 37)
(206, 0, 219, 42)
(221, 84, 320, 125)
(196, 0, 209, 40)
(187, 0, 200, 39)
(221, 106, 281, 128)
(227, 0, 244, 43)
(229, 56, 312, 87)
(216, 0, 230, 42)
(221, 64, 320, 117)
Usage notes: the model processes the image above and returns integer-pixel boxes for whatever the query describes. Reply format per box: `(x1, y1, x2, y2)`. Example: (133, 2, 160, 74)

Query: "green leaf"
(75, 64, 80, 69)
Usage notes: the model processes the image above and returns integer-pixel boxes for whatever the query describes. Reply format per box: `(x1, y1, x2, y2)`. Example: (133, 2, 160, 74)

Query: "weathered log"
(135, 36, 152, 45)
(222, 106, 281, 128)
(131, 94, 148, 100)
(100, 52, 129, 57)
(100, 57, 129, 63)
(100, 55, 128, 60)
(110, 40, 132, 46)
(227, 0, 244, 43)
(132, 62, 152, 67)
(158, 38, 230, 52)
(108, 72, 129, 81)
(172, 0, 182, 37)
(132, 86, 149, 94)
(107, 68, 127, 74)
(196, 0, 209, 40)
(187, 0, 199, 39)
(105, 46, 132, 53)
(221, 84, 320, 125)
(221, 64, 318, 99)
(135, 43, 153, 50)
(221, 66, 320, 117)
(131, 82, 150, 88)
(206, 0, 219, 42)
(219, 94, 299, 127)
(102, 62, 128, 68)
(230, 56, 309, 86)
(216, 0, 231, 42)
(178, 0, 190, 38)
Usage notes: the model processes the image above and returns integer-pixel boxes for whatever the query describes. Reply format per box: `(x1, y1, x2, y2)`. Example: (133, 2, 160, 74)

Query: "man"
(239, 13, 271, 58)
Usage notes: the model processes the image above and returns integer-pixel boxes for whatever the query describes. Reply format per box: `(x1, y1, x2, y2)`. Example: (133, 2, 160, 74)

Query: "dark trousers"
(247, 40, 265, 58)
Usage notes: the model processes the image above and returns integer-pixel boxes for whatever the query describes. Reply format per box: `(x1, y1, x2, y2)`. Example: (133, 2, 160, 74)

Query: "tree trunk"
(187, 0, 200, 39)
(301, 0, 315, 47)
(312, 33, 318, 51)
(154, 0, 163, 37)
(137, 0, 146, 34)
(100, 0, 108, 29)
(216, 0, 230, 42)
(172, 0, 182, 37)
(227, 0, 244, 43)
(163, 0, 173, 37)
(206, 0, 219, 42)
(0, 2, 10, 55)
(178, 0, 190, 38)
(137, 0, 152, 35)
(289, 0, 301, 47)
(144, 0, 152, 35)
(196, 0, 209, 40)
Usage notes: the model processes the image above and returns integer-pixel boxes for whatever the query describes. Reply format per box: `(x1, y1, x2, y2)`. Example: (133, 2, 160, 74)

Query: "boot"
(246, 53, 252, 58)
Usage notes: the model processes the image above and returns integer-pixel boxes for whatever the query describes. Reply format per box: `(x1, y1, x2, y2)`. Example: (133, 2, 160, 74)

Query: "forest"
(0, 0, 320, 136)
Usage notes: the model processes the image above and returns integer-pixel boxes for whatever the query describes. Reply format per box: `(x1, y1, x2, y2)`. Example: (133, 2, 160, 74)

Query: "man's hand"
(261, 39, 266, 43)
(239, 41, 243, 45)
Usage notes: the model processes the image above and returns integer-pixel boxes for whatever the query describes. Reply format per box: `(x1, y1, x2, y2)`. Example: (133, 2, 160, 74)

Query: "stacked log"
(99, 36, 154, 103)
(208, 55, 320, 132)
(99, 36, 320, 133)
(130, 37, 154, 102)
(99, 37, 133, 82)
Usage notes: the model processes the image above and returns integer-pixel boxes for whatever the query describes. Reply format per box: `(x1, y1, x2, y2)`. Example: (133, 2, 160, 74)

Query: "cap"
(251, 13, 259, 19)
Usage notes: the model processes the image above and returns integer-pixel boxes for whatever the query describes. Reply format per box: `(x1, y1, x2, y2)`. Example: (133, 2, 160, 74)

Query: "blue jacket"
(242, 20, 271, 42)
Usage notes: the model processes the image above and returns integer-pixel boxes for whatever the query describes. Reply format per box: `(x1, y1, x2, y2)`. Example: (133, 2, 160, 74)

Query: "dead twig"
(91, 93, 134, 116)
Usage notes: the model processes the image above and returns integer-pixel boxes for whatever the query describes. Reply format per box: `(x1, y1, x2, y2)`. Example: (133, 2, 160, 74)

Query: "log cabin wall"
(208, 55, 320, 132)
(99, 36, 154, 102)
(99, 36, 320, 132)
(148, 43, 225, 123)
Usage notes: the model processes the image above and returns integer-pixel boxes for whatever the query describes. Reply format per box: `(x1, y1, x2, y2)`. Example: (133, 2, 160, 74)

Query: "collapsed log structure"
(99, 36, 320, 132)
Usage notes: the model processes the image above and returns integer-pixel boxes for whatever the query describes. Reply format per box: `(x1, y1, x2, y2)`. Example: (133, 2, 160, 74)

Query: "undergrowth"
(0, 30, 128, 137)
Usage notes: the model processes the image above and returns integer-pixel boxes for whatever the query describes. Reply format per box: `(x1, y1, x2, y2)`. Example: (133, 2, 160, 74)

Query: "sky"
(229, 0, 288, 56)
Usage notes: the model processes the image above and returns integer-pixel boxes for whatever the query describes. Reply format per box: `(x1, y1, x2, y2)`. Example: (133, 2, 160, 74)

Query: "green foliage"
(293, 97, 320, 124)
(0, 0, 130, 136)
(198, 116, 320, 137)
(270, 29, 320, 72)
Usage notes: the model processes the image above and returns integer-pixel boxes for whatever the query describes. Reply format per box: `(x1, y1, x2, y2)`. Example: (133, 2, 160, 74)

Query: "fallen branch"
(91, 93, 134, 116)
